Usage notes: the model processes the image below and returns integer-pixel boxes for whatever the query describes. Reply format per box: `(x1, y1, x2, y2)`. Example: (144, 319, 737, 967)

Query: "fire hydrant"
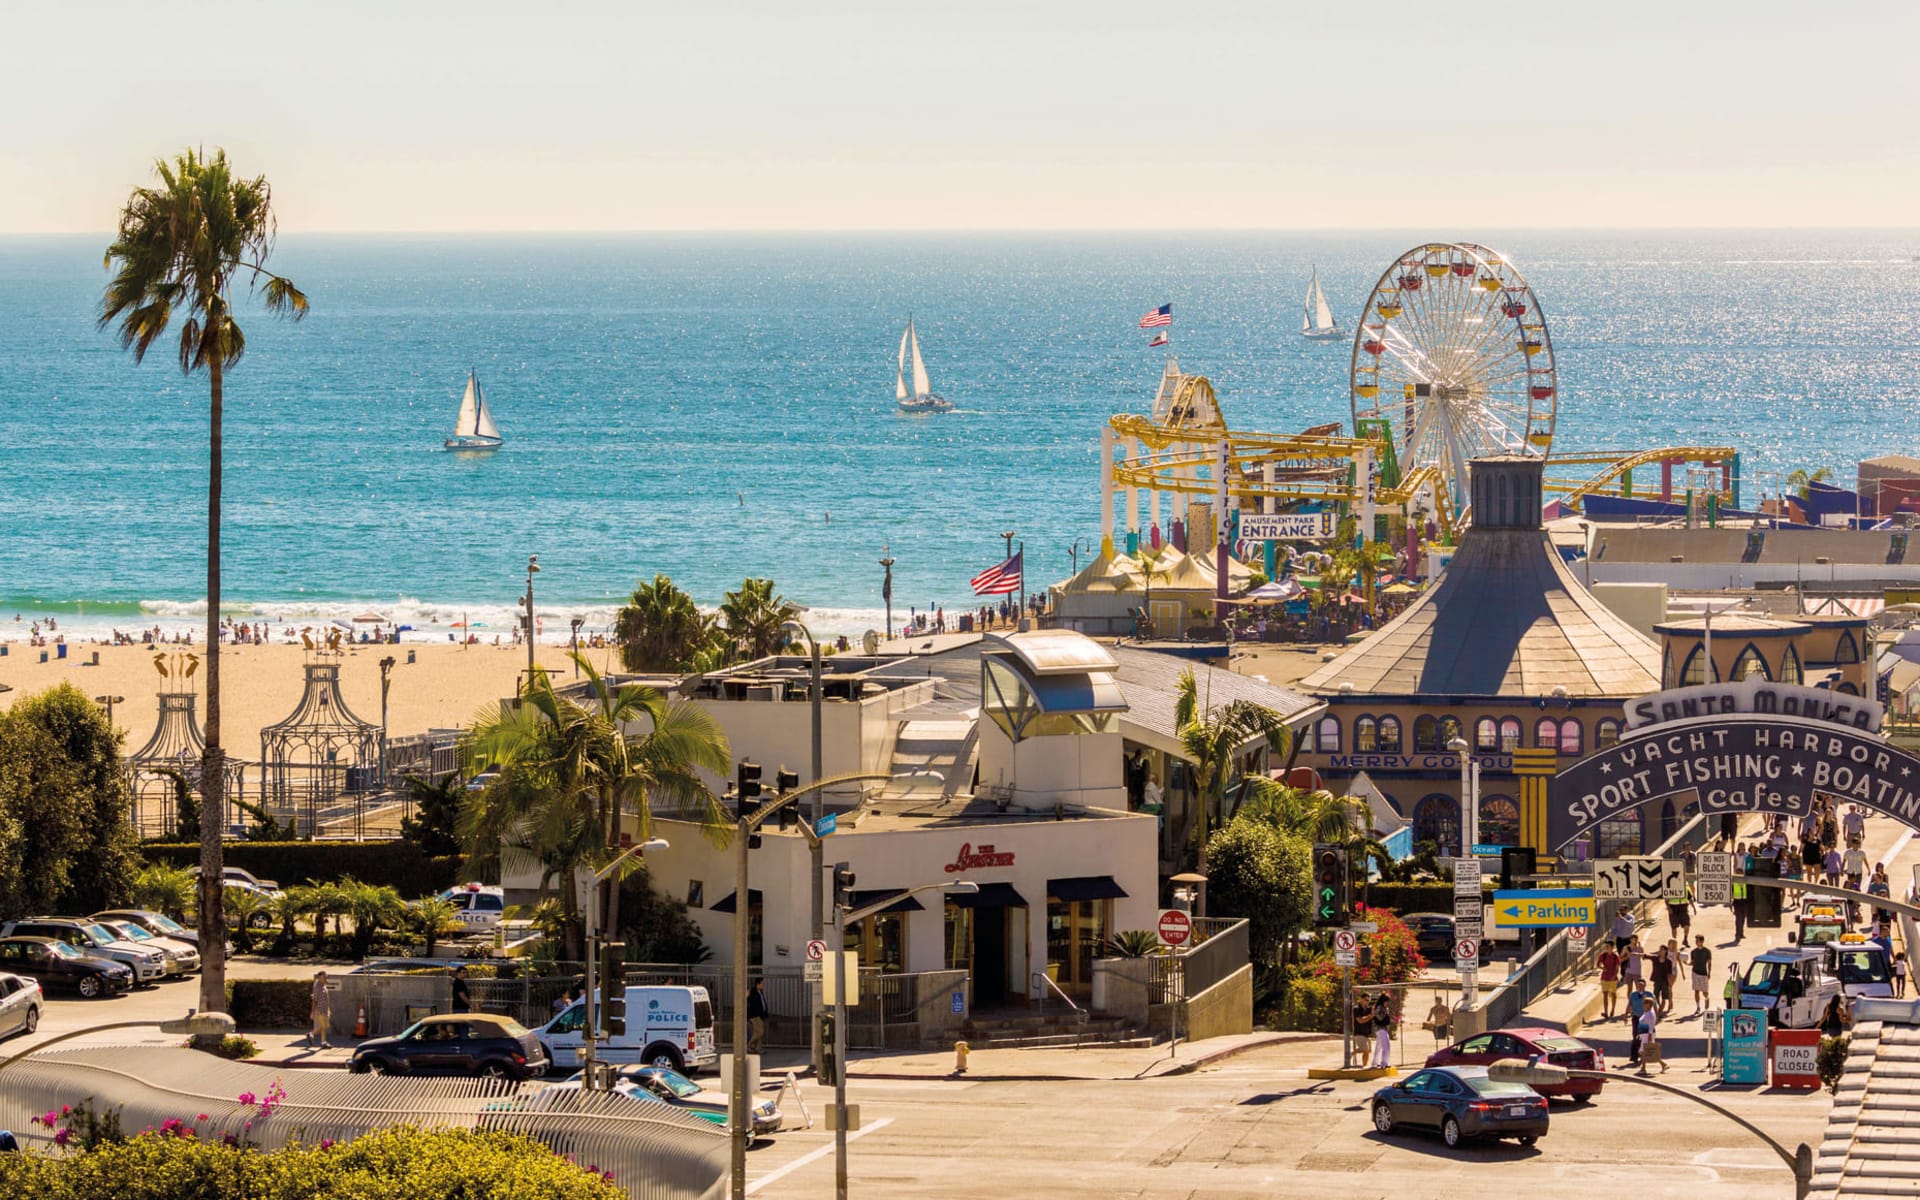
(953, 1041, 970, 1075)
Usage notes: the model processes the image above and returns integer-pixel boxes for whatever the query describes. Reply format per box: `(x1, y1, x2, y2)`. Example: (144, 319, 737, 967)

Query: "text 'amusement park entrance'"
(1548, 680, 1920, 852)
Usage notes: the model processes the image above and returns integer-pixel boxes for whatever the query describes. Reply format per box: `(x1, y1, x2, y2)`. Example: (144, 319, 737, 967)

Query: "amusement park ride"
(1100, 241, 1739, 558)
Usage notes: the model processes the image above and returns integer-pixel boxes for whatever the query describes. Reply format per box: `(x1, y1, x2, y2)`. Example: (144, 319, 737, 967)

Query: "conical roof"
(1300, 457, 1661, 699)
(1055, 551, 1143, 595)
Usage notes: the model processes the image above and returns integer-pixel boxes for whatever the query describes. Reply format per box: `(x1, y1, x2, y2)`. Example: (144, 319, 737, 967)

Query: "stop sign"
(1157, 909, 1192, 946)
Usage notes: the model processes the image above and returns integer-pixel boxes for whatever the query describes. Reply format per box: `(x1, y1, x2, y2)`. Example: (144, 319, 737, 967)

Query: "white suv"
(0, 919, 167, 984)
(433, 884, 506, 930)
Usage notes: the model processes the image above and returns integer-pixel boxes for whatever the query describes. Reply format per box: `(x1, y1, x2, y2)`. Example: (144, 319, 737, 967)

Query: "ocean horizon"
(4, 229, 1919, 642)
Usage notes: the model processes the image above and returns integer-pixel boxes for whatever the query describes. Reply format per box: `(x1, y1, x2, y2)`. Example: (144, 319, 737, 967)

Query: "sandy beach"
(0, 640, 623, 754)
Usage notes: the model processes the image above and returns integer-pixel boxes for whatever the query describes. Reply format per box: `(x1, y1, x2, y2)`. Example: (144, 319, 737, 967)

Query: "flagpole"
(1018, 542, 1026, 627)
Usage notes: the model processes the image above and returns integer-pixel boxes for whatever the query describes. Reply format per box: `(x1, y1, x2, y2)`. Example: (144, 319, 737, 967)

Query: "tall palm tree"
(614, 573, 718, 672)
(460, 654, 730, 955)
(100, 148, 307, 1015)
(720, 577, 799, 661)
(1173, 668, 1292, 910)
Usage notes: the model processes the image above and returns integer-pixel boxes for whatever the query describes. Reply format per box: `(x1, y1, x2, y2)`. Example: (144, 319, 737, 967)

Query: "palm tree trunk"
(199, 354, 228, 1015)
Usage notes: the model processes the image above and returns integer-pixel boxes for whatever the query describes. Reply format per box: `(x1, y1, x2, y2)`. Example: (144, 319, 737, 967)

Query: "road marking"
(1878, 827, 1915, 872)
(746, 1117, 894, 1195)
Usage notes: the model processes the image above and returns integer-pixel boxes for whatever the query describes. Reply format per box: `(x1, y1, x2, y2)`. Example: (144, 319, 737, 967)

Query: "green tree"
(101, 147, 308, 1016)
(1172, 668, 1293, 890)
(1787, 466, 1834, 502)
(1203, 818, 1312, 963)
(614, 573, 717, 672)
(399, 774, 465, 857)
(339, 878, 405, 960)
(130, 865, 195, 919)
(719, 577, 800, 661)
(410, 894, 462, 956)
(0, 685, 138, 918)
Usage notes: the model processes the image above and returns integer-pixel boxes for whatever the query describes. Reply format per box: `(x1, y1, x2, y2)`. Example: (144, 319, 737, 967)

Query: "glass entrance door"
(1044, 897, 1111, 1000)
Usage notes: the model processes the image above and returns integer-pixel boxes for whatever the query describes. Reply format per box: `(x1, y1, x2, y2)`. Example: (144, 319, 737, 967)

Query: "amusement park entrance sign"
(1549, 702, 1920, 852)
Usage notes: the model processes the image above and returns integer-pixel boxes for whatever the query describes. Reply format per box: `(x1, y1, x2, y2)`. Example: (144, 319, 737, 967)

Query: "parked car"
(1425, 1027, 1603, 1099)
(1370, 1065, 1550, 1147)
(348, 1014, 549, 1080)
(92, 908, 216, 951)
(0, 937, 133, 999)
(92, 919, 200, 976)
(0, 972, 43, 1039)
(617, 1066, 782, 1135)
(424, 883, 506, 931)
(189, 866, 282, 895)
(0, 919, 165, 985)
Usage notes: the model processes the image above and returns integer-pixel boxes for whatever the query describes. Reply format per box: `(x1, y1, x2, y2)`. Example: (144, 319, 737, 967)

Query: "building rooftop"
(1108, 645, 1319, 750)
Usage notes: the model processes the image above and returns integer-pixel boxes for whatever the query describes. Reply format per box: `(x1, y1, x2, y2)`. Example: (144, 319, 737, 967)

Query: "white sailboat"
(895, 318, 952, 413)
(1301, 267, 1344, 340)
(444, 370, 503, 451)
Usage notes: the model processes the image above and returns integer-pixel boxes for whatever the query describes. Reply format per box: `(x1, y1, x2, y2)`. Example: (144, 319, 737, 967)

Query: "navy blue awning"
(946, 881, 1028, 909)
(1047, 876, 1128, 902)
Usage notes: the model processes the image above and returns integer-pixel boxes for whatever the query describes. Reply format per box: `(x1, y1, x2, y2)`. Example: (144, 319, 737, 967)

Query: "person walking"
(1626, 983, 1648, 1065)
(746, 978, 769, 1055)
(1725, 963, 1743, 1010)
(1636, 995, 1665, 1074)
(1611, 909, 1635, 952)
(308, 970, 333, 1050)
(1424, 994, 1453, 1047)
(1371, 991, 1395, 1069)
(1690, 936, 1713, 1013)
(1667, 887, 1692, 947)
(1597, 942, 1622, 1020)
(1819, 993, 1852, 1039)
(1895, 952, 1910, 999)
(1351, 992, 1374, 1067)
(1622, 936, 1645, 1003)
(450, 965, 472, 1015)
(1651, 941, 1676, 1015)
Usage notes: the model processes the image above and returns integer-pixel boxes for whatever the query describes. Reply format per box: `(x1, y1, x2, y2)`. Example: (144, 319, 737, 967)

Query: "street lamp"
(1488, 1058, 1813, 1198)
(580, 837, 669, 1090)
(570, 616, 585, 677)
(1447, 737, 1479, 856)
(781, 618, 827, 1076)
(94, 694, 126, 730)
(376, 658, 395, 786)
(0, 1011, 235, 1074)
(878, 545, 896, 640)
(523, 555, 540, 689)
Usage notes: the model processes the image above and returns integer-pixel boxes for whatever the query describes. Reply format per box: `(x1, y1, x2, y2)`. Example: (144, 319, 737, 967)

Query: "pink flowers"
(51, 1128, 71, 1147)
(319, 1138, 335, 1150)
(237, 1091, 257, 1106)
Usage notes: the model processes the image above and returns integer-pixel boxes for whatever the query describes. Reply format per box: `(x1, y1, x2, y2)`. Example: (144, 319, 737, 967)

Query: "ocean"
(2, 230, 1917, 643)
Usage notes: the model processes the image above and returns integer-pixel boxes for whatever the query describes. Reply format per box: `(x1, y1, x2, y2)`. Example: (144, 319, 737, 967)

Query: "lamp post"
(94, 694, 126, 731)
(523, 555, 540, 689)
(581, 836, 669, 1091)
(1447, 736, 1479, 857)
(828, 879, 979, 1200)
(376, 658, 395, 785)
(570, 616, 584, 677)
(782, 619, 826, 1076)
(879, 546, 895, 640)
(1489, 1058, 1813, 1198)
(0, 1011, 235, 1074)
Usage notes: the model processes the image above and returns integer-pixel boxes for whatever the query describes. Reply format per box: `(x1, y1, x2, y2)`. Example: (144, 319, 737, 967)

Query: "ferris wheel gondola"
(1349, 242, 1557, 517)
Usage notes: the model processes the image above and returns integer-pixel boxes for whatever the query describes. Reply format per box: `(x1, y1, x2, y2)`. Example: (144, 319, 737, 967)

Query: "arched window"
(1781, 646, 1803, 685)
(1679, 644, 1708, 686)
(1732, 644, 1770, 681)
(1536, 717, 1559, 749)
(1475, 717, 1500, 753)
(1356, 717, 1378, 753)
(1437, 715, 1464, 751)
(1660, 799, 1680, 844)
(1559, 719, 1583, 756)
(1596, 719, 1621, 750)
(1480, 795, 1520, 848)
(1499, 717, 1522, 753)
(1378, 716, 1403, 753)
(1837, 631, 1861, 665)
(1838, 681, 1860, 696)
(1596, 808, 1643, 858)
(1316, 716, 1342, 754)
(1414, 794, 1462, 858)
(1661, 645, 1675, 688)
(1414, 715, 1439, 752)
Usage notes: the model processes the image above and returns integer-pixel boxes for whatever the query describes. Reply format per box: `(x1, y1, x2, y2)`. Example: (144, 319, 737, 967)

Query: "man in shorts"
(1597, 942, 1622, 1020)
(1690, 935, 1712, 1014)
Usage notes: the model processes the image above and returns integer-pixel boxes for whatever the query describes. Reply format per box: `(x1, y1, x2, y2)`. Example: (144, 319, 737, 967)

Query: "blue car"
(1370, 1065, 1549, 1148)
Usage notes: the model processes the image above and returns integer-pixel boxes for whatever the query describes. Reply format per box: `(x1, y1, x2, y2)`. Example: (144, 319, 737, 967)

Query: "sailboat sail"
(446, 370, 504, 449)
(909, 322, 932, 398)
(471, 377, 501, 440)
(896, 327, 911, 400)
(1312, 274, 1335, 332)
(455, 373, 482, 436)
(893, 317, 952, 413)
(1302, 268, 1341, 338)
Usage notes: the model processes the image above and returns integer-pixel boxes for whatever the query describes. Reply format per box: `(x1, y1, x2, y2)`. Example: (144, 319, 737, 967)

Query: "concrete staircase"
(956, 1009, 1154, 1050)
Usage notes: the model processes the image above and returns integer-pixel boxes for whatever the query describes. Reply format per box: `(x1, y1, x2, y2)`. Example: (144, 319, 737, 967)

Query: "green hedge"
(0, 1126, 625, 1200)
(138, 842, 463, 895)
(1268, 975, 1343, 1032)
(1358, 882, 1491, 916)
(228, 980, 314, 1030)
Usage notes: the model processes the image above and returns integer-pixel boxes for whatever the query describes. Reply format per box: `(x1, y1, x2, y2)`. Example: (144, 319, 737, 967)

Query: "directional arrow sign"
(1491, 889, 1596, 928)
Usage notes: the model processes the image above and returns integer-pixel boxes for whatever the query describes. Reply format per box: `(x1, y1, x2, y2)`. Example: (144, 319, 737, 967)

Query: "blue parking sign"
(951, 991, 965, 1015)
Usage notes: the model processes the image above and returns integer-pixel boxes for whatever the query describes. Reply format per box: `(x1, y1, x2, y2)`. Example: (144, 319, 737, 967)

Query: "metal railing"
(328, 970, 582, 1038)
(1032, 971, 1083, 1013)
(0, 1045, 727, 1200)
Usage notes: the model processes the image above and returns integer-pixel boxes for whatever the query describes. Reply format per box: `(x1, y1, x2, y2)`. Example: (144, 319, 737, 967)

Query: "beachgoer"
(1425, 996, 1452, 1046)
(310, 971, 333, 1049)
(1896, 953, 1910, 999)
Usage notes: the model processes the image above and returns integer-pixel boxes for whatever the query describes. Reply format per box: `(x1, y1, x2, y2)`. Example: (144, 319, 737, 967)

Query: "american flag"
(1148, 331, 1169, 347)
(1138, 304, 1172, 329)
(970, 550, 1023, 596)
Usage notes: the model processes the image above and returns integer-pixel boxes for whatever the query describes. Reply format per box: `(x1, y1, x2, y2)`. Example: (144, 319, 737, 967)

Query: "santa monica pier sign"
(1549, 681, 1911, 851)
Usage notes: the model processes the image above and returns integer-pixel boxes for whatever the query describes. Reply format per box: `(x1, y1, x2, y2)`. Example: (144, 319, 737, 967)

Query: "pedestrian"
(1626, 984, 1648, 1064)
(1667, 887, 1692, 946)
(1870, 864, 1893, 927)
(1424, 994, 1453, 1047)
(309, 970, 333, 1050)
(1622, 936, 1645, 999)
(1731, 878, 1749, 941)
(1651, 941, 1676, 1014)
(1896, 952, 1910, 999)
(1690, 935, 1712, 1013)
(1725, 963, 1742, 1010)
(1637, 998, 1665, 1074)
(1611, 909, 1635, 952)
(1371, 991, 1395, 1068)
(552, 986, 574, 1016)
(747, 979, 768, 1054)
(1351, 992, 1374, 1067)
(450, 964, 471, 1014)
(1823, 845, 1845, 888)
(1820, 994, 1852, 1039)
(1597, 942, 1622, 1020)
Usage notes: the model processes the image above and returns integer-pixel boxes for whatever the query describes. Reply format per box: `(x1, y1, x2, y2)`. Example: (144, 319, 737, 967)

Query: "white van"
(1739, 947, 1843, 1028)
(536, 985, 717, 1075)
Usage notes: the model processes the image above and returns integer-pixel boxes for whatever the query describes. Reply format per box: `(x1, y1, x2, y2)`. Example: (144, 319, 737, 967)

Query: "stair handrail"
(1031, 971, 1084, 1017)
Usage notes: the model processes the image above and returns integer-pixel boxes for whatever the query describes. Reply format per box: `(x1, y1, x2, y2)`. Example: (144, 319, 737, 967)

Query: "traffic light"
(599, 940, 627, 1037)
(1500, 847, 1536, 887)
(819, 1012, 838, 1085)
(1312, 844, 1348, 928)
(776, 767, 802, 831)
(735, 761, 762, 819)
(832, 863, 856, 909)
(1747, 855, 1782, 928)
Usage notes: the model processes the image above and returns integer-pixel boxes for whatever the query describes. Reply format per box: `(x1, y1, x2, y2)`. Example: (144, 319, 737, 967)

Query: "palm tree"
(1173, 668, 1293, 907)
(1240, 781, 1392, 876)
(720, 578, 800, 661)
(101, 148, 308, 1016)
(410, 895, 462, 957)
(614, 574, 718, 672)
(460, 653, 730, 955)
(1787, 467, 1834, 502)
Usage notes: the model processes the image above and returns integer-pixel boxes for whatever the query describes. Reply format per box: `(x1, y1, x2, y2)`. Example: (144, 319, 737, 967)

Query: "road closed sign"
(1157, 909, 1192, 947)
(1771, 1029, 1822, 1089)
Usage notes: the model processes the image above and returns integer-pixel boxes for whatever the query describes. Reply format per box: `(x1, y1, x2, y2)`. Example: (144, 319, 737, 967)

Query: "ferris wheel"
(1349, 242, 1557, 515)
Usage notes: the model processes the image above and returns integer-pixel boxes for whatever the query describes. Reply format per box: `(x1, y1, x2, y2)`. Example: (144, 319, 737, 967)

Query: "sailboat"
(1301, 267, 1344, 340)
(444, 370, 503, 451)
(895, 318, 952, 413)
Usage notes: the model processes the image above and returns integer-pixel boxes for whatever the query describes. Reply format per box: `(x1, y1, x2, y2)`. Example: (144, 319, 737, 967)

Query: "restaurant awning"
(707, 889, 764, 913)
(1047, 876, 1129, 902)
(946, 881, 1028, 909)
(847, 888, 925, 914)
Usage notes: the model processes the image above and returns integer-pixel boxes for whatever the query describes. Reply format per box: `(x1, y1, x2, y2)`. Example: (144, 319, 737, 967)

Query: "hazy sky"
(6, 1, 1917, 232)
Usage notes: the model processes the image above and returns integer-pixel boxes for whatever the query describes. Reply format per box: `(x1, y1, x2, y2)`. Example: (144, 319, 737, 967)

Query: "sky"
(5, 1, 1918, 233)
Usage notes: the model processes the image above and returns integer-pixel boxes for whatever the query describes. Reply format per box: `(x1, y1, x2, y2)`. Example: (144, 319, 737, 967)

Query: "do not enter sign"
(1157, 909, 1192, 946)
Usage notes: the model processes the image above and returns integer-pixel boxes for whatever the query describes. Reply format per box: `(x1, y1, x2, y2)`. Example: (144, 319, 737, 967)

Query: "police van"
(536, 985, 717, 1075)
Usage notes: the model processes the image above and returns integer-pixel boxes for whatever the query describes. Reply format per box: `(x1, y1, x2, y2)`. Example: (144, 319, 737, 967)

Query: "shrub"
(1268, 974, 1343, 1032)
(1204, 819, 1311, 964)
(0, 1126, 626, 1200)
(1819, 1034, 1851, 1094)
(228, 980, 313, 1029)
(202, 1035, 261, 1061)
(137, 843, 463, 894)
(129, 865, 195, 920)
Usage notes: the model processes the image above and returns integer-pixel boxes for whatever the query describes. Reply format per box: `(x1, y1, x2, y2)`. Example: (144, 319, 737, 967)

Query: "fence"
(0, 1045, 728, 1200)
(624, 964, 970, 1050)
(326, 969, 583, 1038)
